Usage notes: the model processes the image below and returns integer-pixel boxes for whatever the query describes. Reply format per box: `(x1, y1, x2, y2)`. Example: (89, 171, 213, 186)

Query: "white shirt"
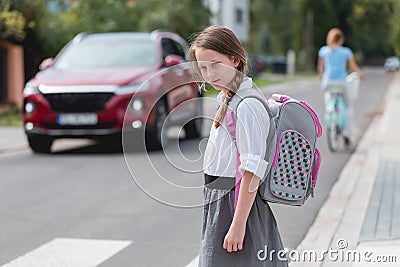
(203, 78, 270, 179)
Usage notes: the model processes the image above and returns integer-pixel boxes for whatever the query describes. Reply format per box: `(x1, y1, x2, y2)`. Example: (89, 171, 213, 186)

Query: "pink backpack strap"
(226, 110, 241, 211)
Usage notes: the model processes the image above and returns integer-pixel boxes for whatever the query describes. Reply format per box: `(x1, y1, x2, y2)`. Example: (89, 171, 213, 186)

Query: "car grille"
(43, 93, 114, 112)
(42, 122, 117, 129)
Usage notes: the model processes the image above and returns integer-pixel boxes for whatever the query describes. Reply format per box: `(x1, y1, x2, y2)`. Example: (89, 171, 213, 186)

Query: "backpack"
(226, 88, 322, 206)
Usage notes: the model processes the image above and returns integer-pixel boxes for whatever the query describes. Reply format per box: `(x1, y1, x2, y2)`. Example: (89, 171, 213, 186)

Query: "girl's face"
(194, 47, 240, 93)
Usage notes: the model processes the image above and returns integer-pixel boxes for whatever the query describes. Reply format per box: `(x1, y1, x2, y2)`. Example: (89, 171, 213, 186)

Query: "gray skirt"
(199, 174, 288, 267)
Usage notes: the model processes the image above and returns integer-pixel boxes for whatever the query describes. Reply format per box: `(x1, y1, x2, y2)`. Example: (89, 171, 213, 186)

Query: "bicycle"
(325, 86, 347, 152)
(324, 73, 360, 152)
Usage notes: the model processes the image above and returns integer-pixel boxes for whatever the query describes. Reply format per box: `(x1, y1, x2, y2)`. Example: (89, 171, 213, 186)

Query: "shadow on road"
(50, 136, 203, 156)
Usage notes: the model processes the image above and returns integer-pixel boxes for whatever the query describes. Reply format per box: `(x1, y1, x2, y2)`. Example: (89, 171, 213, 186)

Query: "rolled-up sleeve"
(236, 98, 270, 179)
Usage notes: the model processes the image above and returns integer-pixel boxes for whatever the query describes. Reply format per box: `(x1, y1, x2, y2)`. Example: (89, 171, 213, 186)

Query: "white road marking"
(185, 255, 198, 267)
(1, 238, 132, 267)
(185, 247, 294, 266)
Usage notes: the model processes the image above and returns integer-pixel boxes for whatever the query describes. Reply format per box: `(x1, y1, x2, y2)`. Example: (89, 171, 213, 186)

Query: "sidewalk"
(291, 72, 400, 266)
(0, 126, 27, 154)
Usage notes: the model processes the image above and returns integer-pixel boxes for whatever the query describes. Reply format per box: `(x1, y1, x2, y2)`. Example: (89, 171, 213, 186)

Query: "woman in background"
(318, 27, 364, 146)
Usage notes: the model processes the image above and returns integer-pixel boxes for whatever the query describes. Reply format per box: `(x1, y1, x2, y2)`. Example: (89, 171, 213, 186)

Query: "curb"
(0, 127, 28, 155)
(0, 146, 28, 154)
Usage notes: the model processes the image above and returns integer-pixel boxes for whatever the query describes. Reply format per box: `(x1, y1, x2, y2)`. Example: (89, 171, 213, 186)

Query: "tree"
(3, 0, 209, 81)
(135, 0, 210, 40)
(294, 0, 396, 68)
(37, 0, 210, 57)
(348, 0, 395, 60)
(1, 0, 47, 80)
(36, 0, 141, 58)
(249, 0, 296, 55)
(390, 1, 400, 55)
(294, 0, 339, 71)
(253, 23, 271, 55)
(0, 1, 26, 40)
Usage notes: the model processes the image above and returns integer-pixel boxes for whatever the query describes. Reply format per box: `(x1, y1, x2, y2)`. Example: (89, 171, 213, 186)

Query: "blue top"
(318, 46, 353, 80)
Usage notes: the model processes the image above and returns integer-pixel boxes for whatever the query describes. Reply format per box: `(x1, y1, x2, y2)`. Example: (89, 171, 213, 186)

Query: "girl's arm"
(224, 97, 269, 252)
(223, 170, 259, 253)
(349, 57, 365, 80)
(317, 56, 324, 78)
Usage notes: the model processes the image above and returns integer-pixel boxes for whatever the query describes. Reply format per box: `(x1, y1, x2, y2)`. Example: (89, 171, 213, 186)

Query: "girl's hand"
(223, 223, 246, 252)
(222, 171, 258, 253)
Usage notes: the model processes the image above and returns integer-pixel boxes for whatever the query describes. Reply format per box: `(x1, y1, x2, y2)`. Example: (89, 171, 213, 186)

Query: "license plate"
(57, 113, 98, 126)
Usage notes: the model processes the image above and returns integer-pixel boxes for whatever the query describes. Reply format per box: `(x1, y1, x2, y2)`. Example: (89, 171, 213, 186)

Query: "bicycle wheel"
(336, 95, 349, 147)
(327, 107, 340, 152)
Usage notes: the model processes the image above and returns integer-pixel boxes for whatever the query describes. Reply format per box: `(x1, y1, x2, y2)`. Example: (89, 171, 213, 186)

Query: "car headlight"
(24, 100, 36, 114)
(23, 85, 40, 95)
(131, 98, 144, 112)
(116, 82, 150, 95)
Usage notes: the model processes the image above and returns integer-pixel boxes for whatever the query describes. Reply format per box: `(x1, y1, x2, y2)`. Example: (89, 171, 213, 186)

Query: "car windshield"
(53, 37, 157, 69)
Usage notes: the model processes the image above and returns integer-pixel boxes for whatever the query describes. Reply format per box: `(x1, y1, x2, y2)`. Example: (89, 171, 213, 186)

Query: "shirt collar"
(237, 77, 252, 92)
(217, 77, 252, 101)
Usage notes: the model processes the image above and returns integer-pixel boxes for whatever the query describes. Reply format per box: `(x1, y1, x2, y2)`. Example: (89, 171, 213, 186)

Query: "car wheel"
(27, 135, 53, 153)
(184, 95, 203, 139)
(146, 99, 167, 150)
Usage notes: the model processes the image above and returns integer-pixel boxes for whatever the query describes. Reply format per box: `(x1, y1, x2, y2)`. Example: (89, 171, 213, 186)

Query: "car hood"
(31, 66, 159, 87)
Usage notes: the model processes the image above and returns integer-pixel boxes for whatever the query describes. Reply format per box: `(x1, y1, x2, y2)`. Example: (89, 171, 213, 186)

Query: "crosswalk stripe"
(185, 255, 198, 267)
(1, 238, 132, 267)
(185, 247, 294, 266)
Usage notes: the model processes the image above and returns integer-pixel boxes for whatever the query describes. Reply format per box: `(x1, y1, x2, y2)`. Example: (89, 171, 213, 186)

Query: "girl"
(189, 25, 287, 266)
(318, 28, 364, 146)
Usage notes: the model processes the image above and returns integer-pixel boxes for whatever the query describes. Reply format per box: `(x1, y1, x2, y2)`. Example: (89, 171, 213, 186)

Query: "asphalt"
(1, 73, 399, 266)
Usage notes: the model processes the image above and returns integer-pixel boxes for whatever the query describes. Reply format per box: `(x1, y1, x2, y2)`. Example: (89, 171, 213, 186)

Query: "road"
(0, 67, 391, 266)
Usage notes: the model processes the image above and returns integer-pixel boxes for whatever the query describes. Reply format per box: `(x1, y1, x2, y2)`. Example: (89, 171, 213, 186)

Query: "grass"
(253, 76, 284, 88)
(204, 71, 317, 96)
(0, 104, 22, 127)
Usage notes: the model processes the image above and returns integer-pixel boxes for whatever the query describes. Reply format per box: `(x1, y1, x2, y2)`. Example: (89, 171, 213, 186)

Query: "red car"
(23, 31, 203, 153)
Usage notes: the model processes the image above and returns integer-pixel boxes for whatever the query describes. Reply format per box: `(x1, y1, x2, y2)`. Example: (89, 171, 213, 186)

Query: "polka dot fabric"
(271, 130, 313, 200)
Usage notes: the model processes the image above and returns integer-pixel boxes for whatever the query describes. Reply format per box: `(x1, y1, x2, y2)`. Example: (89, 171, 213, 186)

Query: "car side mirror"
(39, 58, 54, 70)
(165, 55, 184, 67)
